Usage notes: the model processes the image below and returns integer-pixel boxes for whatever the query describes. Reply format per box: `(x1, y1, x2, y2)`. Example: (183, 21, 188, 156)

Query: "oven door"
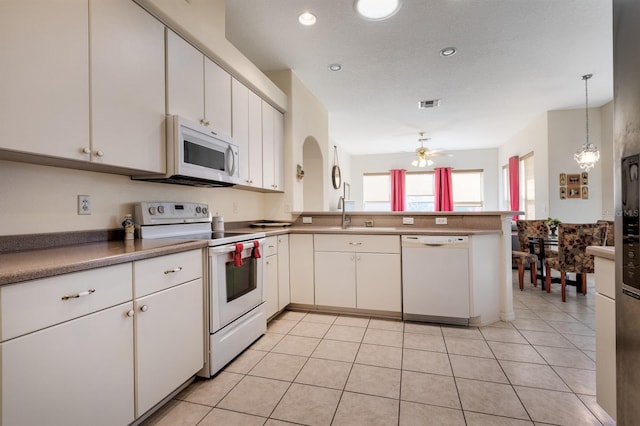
(209, 239, 265, 331)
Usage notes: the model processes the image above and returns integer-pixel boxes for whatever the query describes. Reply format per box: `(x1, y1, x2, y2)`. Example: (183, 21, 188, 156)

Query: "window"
(520, 152, 535, 219)
(363, 173, 390, 211)
(452, 170, 483, 211)
(406, 172, 434, 211)
(362, 170, 484, 211)
(502, 164, 510, 211)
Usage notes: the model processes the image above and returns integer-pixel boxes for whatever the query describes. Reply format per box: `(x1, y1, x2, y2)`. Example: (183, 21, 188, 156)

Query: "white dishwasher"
(402, 235, 470, 326)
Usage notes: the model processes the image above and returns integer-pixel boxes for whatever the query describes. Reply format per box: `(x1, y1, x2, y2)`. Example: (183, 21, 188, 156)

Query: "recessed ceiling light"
(298, 11, 317, 26)
(329, 64, 343, 72)
(354, 0, 402, 21)
(440, 47, 457, 57)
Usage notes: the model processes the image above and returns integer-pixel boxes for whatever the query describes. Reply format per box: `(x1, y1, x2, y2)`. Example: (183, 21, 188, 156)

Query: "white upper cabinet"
(0, 0, 90, 159)
(204, 58, 232, 138)
(166, 30, 205, 123)
(167, 30, 232, 138)
(262, 102, 284, 191)
(232, 79, 263, 187)
(90, 0, 165, 173)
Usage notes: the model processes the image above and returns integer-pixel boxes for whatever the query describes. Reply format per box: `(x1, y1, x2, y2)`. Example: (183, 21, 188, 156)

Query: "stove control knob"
(148, 206, 157, 215)
(196, 206, 202, 214)
(202, 207, 208, 215)
(157, 205, 165, 214)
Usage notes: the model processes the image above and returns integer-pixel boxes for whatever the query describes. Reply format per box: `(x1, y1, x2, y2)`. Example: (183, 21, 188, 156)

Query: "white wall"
(349, 148, 499, 211)
(498, 113, 549, 219)
(547, 105, 611, 223)
(0, 160, 265, 236)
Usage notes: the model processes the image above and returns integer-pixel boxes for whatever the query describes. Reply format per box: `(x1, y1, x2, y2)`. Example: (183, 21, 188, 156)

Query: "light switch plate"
(402, 217, 414, 225)
(435, 217, 447, 225)
(302, 216, 313, 224)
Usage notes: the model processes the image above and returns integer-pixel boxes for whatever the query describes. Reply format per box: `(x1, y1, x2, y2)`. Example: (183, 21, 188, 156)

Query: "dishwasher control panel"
(401, 235, 468, 246)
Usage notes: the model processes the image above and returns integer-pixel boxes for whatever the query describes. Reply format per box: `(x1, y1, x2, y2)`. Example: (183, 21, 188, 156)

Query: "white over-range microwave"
(134, 115, 239, 187)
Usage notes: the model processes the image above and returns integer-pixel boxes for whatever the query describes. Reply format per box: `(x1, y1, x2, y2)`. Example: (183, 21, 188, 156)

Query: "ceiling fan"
(411, 132, 451, 167)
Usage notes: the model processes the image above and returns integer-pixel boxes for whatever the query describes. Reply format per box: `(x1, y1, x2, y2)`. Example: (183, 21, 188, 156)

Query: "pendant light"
(574, 74, 600, 172)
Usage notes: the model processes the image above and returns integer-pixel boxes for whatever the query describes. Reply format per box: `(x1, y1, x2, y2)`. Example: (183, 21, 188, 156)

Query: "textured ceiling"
(225, 0, 613, 155)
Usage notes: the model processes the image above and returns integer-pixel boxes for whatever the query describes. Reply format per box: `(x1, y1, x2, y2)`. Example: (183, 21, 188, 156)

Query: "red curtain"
(390, 169, 406, 211)
(434, 167, 453, 211)
(508, 155, 520, 220)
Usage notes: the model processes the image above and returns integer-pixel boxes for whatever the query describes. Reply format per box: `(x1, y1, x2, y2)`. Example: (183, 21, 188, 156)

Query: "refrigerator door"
(614, 0, 640, 423)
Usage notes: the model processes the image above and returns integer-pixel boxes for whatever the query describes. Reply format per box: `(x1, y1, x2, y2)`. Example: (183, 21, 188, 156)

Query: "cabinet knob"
(95, 150, 104, 157)
(140, 305, 149, 312)
(82, 147, 91, 154)
(126, 310, 135, 317)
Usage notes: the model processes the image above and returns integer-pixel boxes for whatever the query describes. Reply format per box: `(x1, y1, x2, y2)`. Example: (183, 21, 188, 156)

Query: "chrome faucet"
(338, 182, 351, 229)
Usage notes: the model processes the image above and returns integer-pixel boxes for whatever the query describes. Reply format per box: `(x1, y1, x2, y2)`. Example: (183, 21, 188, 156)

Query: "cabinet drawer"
(134, 249, 202, 297)
(314, 234, 400, 254)
(0, 263, 132, 341)
(264, 236, 278, 257)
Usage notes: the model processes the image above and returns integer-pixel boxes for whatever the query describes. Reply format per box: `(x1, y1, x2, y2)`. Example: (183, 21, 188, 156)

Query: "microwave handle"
(227, 145, 237, 176)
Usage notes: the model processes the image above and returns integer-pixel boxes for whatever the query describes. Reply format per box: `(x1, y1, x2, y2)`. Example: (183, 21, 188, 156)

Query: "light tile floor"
(143, 272, 616, 426)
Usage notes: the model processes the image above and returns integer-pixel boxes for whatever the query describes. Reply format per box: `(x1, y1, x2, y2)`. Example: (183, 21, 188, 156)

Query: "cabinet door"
(290, 234, 315, 304)
(248, 89, 264, 187)
(1, 302, 135, 426)
(136, 279, 204, 417)
(315, 252, 356, 308)
(262, 101, 275, 190)
(166, 30, 204, 123)
(356, 253, 401, 312)
(278, 235, 291, 309)
(273, 110, 285, 191)
(204, 58, 232, 138)
(91, 0, 165, 173)
(0, 0, 89, 159)
(265, 254, 279, 318)
(232, 79, 251, 184)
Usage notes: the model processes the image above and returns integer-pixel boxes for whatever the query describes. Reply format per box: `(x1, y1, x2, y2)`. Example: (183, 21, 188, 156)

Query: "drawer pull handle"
(349, 242, 362, 246)
(164, 267, 182, 274)
(61, 288, 96, 301)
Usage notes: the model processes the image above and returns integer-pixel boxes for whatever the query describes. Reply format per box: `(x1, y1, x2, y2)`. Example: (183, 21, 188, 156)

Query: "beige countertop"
(0, 239, 207, 286)
(237, 225, 501, 237)
(586, 245, 615, 261)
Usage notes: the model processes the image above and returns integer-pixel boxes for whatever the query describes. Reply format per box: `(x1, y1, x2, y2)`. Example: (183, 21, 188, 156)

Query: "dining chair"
(512, 250, 538, 290)
(544, 222, 609, 302)
(515, 219, 556, 285)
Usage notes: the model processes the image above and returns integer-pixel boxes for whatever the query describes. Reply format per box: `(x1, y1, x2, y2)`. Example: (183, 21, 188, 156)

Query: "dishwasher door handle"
(423, 243, 445, 247)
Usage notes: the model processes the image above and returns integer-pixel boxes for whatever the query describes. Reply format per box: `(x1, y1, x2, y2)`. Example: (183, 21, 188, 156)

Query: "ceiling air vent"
(418, 99, 440, 109)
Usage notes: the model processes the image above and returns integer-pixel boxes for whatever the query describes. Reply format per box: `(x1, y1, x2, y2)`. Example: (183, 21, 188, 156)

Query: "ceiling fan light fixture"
(354, 0, 402, 21)
(574, 73, 600, 172)
(298, 11, 317, 26)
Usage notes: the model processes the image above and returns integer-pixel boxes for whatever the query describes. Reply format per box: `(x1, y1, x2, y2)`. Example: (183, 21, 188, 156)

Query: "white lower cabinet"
(313, 234, 401, 312)
(0, 249, 205, 424)
(264, 235, 290, 318)
(1, 302, 135, 426)
(135, 278, 204, 416)
(356, 253, 401, 311)
(289, 234, 315, 304)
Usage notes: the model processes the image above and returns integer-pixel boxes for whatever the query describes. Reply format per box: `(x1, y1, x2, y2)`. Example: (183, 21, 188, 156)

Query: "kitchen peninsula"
(240, 210, 519, 326)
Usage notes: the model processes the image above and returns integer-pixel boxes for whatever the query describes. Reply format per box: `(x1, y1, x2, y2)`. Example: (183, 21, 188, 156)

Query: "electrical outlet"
(365, 220, 374, 227)
(402, 217, 414, 225)
(302, 216, 313, 224)
(77, 195, 91, 215)
(435, 217, 447, 225)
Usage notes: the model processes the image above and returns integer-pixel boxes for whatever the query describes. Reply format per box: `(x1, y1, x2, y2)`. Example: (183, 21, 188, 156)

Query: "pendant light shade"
(574, 74, 600, 172)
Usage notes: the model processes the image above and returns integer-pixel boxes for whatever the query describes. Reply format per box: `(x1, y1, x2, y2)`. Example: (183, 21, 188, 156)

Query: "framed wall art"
(559, 173, 567, 186)
(582, 186, 589, 199)
(560, 187, 567, 199)
(581, 172, 589, 185)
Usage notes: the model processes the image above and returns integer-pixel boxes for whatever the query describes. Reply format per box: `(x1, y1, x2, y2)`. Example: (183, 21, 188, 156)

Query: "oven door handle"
(209, 239, 266, 254)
